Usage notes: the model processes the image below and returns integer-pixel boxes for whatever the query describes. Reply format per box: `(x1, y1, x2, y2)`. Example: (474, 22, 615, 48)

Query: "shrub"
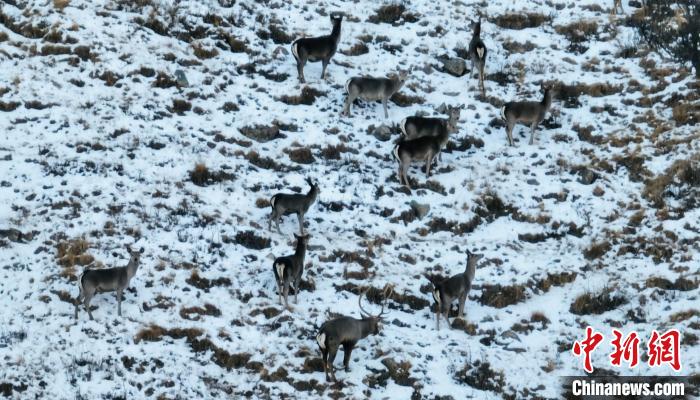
(491, 12, 550, 30)
(570, 288, 627, 315)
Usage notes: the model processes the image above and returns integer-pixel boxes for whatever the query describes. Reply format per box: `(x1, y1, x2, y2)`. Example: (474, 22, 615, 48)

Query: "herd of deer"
(72, 11, 559, 382)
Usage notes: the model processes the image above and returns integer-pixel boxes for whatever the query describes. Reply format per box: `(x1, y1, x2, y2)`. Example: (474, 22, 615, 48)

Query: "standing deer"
(468, 17, 487, 95)
(432, 250, 484, 330)
(316, 287, 392, 382)
(74, 245, 145, 320)
(393, 107, 456, 189)
(400, 105, 462, 165)
(610, 0, 624, 15)
(500, 83, 553, 146)
(342, 70, 409, 118)
(269, 178, 319, 234)
(273, 233, 309, 310)
(291, 13, 343, 83)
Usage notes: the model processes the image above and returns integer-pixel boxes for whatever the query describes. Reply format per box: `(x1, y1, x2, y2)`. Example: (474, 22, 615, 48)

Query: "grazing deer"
(610, 0, 624, 15)
(342, 70, 409, 118)
(316, 287, 392, 382)
(291, 13, 343, 83)
(74, 245, 145, 320)
(400, 105, 461, 165)
(393, 109, 456, 189)
(269, 178, 319, 234)
(273, 233, 309, 310)
(500, 83, 553, 146)
(468, 17, 487, 95)
(432, 250, 484, 330)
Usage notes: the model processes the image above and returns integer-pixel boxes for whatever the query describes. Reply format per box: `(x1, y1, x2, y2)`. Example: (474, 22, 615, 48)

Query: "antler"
(378, 285, 394, 317)
(358, 288, 371, 317)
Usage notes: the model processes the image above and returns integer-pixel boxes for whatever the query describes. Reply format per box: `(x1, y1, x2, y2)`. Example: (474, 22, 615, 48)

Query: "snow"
(0, 0, 698, 399)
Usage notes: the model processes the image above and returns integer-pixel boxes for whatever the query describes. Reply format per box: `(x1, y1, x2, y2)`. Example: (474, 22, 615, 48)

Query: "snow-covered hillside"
(0, 0, 698, 398)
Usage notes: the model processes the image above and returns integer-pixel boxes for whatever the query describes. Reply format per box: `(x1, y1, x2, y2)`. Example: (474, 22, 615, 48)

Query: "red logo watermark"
(572, 327, 682, 373)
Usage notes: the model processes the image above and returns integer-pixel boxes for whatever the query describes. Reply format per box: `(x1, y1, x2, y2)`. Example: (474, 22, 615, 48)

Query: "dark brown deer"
(468, 17, 487, 95)
(432, 250, 484, 330)
(273, 233, 309, 310)
(74, 245, 144, 320)
(500, 83, 553, 146)
(291, 14, 343, 83)
(316, 287, 392, 382)
(269, 178, 319, 234)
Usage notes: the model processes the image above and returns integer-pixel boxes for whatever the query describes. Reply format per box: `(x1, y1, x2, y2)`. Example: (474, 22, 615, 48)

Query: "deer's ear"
(139, 247, 145, 254)
(126, 244, 132, 252)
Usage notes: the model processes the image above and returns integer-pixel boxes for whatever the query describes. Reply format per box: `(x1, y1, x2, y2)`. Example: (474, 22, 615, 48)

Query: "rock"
(441, 57, 466, 77)
(436, 103, 448, 114)
(577, 168, 598, 185)
(420, 63, 433, 74)
(272, 46, 289, 58)
(526, 178, 539, 185)
(409, 201, 430, 219)
(0, 229, 34, 243)
(501, 330, 521, 342)
(369, 124, 392, 142)
(174, 69, 188, 87)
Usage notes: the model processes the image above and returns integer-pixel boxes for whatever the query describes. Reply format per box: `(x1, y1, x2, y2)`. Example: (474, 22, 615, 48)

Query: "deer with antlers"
(315, 286, 393, 382)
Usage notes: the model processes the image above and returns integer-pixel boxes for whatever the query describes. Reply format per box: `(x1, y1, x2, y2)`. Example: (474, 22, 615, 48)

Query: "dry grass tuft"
(479, 284, 527, 308)
(491, 12, 550, 30)
(570, 287, 627, 315)
(53, 0, 70, 10)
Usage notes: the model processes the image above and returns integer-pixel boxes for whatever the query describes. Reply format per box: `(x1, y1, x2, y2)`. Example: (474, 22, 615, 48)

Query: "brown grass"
(188, 163, 235, 186)
(570, 287, 627, 315)
(491, 12, 550, 30)
(180, 304, 222, 320)
(643, 155, 700, 208)
(53, 0, 70, 10)
(555, 20, 598, 43)
(479, 284, 527, 308)
(191, 42, 219, 59)
(278, 86, 325, 106)
(583, 241, 611, 260)
(669, 309, 699, 323)
(186, 270, 232, 291)
(646, 276, 698, 291)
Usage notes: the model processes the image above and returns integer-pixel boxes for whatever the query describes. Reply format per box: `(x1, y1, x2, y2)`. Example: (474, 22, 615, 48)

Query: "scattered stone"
(409, 201, 430, 219)
(577, 168, 598, 185)
(369, 124, 393, 141)
(441, 57, 466, 77)
(174, 69, 189, 87)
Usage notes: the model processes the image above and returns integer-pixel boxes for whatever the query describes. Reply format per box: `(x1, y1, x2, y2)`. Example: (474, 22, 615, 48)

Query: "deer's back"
(347, 77, 392, 100)
(83, 267, 127, 292)
(440, 273, 469, 298)
(320, 316, 363, 343)
(398, 135, 442, 160)
(272, 193, 307, 212)
(504, 100, 545, 123)
(403, 117, 447, 140)
(294, 36, 337, 61)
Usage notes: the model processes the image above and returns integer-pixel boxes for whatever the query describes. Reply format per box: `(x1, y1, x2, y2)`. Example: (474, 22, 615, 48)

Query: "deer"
(432, 250, 484, 330)
(272, 233, 309, 310)
(316, 287, 392, 382)
(500, 83, 553, 146)
(393, 109, 456, 189)
(468, 17, 487, 95)
(400, 105, 461, 165)
(269, 177, 319, 234)
(74, 245, 145, 320)
(291, 13, 343, 83)
(342, 70, 409, 118)
(610, 0, 624, 15)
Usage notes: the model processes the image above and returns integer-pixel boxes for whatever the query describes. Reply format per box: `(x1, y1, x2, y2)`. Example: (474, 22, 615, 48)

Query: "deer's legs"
(457, 293, 466, 318)
(321, 349, 329, 381)
(321, 59, 329, 80)
(529, 122, 537, 145)
(294, 277, 300, 304)
(297, 212, 305, 235)
(327, 346, 339, 381)
(436, 305, 441, 330)
(382, 98, 389, 119)
(297, 58, 306, 84)
(479, 65, 485, 95)
(342, 94, 354, 116)
(342, 343, 354, 372)
(282, 281, 290, 310)
(506, 123, 515, 146)
(401, 164, 411, 189)
(83, 294, 94, 320)
(117, 289, 123, 317)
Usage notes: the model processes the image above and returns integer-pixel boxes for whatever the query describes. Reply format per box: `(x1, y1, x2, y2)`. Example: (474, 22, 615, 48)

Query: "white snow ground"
(0, 0, 698, 399)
